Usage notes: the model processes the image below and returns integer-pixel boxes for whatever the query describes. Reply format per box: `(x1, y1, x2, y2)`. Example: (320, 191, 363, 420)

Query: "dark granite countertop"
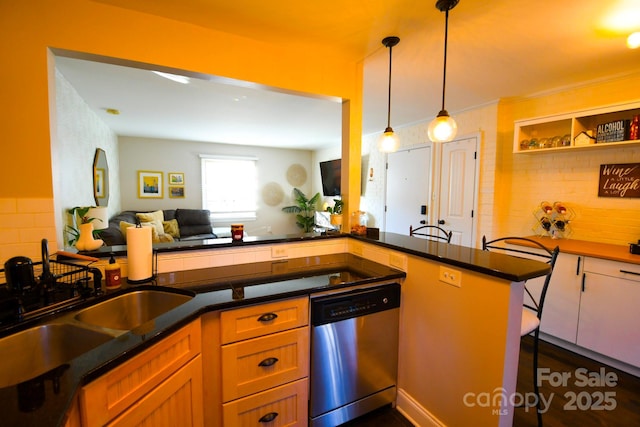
(1, 233, 550, 426)
(350, 232, 551, 282)
(0, 253, 404, 427)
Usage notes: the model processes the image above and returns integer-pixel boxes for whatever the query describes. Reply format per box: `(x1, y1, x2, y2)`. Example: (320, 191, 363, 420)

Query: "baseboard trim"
(539, 333, 640, 378)
(395, 387, 445, 427)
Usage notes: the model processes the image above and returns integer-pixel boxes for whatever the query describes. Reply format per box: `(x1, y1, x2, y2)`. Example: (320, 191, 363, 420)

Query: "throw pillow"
(136, 210, 165, 236)
(163, 219, 180, 238)
(119, 221, 159, 243)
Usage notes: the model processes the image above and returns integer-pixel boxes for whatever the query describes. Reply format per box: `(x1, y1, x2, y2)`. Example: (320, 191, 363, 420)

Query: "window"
(201, 155, 258, 222)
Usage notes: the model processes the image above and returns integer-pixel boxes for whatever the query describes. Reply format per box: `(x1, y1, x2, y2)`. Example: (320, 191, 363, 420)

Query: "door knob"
(438, 219, 445, 225)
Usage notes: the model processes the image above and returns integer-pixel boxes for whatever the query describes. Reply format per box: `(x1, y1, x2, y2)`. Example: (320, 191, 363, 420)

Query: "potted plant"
(281, 188, 320, 233)
(326, 198, 344, 228)
(65, 206, 104, 250)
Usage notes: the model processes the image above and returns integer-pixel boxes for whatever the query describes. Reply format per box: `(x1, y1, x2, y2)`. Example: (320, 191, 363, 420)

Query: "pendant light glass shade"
(428, 110, 457, 142)
(378, 127, 400, 153)
(378, 36, 400, 153)
(429, 0, 459, 143)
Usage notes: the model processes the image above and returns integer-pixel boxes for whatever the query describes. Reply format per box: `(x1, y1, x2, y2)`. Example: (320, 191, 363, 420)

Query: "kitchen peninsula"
(0, 233, 550, 427)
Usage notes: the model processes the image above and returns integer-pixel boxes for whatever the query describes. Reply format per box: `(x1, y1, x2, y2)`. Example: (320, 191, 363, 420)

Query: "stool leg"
(532, 328, 543, 427)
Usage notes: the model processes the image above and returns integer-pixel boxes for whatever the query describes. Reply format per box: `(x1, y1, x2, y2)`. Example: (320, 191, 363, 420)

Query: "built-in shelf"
(514, 101, 640, 153)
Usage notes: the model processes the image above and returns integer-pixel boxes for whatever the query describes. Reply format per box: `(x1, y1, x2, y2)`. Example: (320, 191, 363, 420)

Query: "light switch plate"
(439, 266, 462, 287)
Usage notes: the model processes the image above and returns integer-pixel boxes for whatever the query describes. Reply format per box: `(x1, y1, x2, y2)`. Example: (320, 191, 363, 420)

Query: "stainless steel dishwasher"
(309, 282, 401, 427)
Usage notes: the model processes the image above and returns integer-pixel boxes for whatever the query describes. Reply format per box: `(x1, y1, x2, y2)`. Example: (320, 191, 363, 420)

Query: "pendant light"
(428, 0, 459, 143)
(378, 36, 400, 153)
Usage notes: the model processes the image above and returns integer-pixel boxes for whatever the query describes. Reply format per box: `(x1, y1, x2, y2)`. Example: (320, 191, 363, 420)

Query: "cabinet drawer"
(221, 296, 308, 344)
(222, 378, 308, 427)
(221, 327, 309, 401)
(80, 320, 201, 426)
(584, 257, 640, 281)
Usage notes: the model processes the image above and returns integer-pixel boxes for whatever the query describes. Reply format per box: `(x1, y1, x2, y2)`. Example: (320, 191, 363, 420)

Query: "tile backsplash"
(0, 198, 58, 264)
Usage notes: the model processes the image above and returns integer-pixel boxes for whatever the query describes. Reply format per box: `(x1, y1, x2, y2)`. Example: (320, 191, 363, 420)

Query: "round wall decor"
(286, 164, 307, 187)
(262, 182, 285, 206)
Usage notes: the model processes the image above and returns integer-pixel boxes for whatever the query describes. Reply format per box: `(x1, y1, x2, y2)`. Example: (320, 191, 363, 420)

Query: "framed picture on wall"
(168, 172, 184, 185)
(95, 168, 105, 198)
(169, 186, 185, 198)
(138, 170, 163, 198)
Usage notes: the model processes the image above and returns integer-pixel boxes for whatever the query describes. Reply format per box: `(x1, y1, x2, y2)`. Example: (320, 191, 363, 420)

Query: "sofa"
(99, 208, 217, 246)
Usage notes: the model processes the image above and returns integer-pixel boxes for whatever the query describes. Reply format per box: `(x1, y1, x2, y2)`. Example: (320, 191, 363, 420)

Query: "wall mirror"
(93, 148, 109, 206)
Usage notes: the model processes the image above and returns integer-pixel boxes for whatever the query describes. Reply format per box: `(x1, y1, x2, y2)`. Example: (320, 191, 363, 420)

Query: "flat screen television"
(319, 159, 341, 196)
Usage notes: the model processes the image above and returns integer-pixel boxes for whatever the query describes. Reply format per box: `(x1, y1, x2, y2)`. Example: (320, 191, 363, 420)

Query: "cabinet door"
(578, 271, 640, 367)
(505, 248, 582, 342)
(80, 320, 201, 426)
(108, 355, 204, 427)
(538, 252, 583, 342)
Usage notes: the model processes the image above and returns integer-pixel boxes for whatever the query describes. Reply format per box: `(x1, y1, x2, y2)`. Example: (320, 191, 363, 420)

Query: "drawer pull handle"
(258, 312, 278, 322)
(620, 269, 640, 277)
(258, 357, 279, 367)
(259, 412, 279, 423)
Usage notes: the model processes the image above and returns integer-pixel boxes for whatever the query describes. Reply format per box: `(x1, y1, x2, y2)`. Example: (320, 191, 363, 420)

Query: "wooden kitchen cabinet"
(221, 327, 309, 401)
(577, 258, 640, 368)
(108, 355, 203, 427)
(219, 296, 309, 426)
(222, 378, 308, 426)
(220, 296, 308, 343)
(79, 320, 203, 426)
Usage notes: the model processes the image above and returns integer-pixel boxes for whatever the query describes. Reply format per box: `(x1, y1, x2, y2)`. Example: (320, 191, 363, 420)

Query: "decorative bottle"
(105, 254, 121, 290)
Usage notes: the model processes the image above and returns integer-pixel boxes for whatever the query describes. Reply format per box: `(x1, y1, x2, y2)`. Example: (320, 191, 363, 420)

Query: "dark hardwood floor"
(513, 335, 640, 427)
(343, 336, 640, 426)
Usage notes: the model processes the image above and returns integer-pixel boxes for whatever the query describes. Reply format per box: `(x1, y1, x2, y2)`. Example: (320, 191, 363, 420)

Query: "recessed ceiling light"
(152, 71, 190, 84)
(105, 108, 120, 115)
(627, 32, 640, 49)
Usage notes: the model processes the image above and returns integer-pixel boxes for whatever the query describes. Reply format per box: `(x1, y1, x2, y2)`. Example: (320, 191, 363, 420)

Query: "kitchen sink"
(0, 323, 112, 388)
(74, 289, 194, 331)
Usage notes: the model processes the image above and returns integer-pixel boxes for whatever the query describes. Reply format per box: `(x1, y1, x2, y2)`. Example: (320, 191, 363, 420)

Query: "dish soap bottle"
(105, 254, 122, 290)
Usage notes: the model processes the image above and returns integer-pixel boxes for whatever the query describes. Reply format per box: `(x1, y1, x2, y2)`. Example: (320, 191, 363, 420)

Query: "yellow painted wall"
(0, 0, 362, 260)
(397, 254, 523, 426)
(495, 74, 640, 245)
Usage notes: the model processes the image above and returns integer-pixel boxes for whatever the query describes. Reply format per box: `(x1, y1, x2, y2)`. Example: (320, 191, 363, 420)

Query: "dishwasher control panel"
(311, 283, 400, 326)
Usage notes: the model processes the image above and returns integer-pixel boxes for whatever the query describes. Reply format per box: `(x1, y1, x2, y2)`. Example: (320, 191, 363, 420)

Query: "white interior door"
(384, 146, 431, 235)
(437, 136, 478, 247)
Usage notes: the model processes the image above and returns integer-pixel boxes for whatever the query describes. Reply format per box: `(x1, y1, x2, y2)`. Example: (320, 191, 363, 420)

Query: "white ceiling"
(57, 0, 640, 150)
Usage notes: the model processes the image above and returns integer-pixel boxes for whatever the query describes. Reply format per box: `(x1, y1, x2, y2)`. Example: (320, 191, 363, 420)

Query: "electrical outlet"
(439, 266, 462, 287)
(271, 246, 287, 258)
(389, 253, 407, 270)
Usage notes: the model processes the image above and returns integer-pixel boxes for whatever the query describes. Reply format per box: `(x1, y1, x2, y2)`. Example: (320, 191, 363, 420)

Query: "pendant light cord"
(387, 43, 393, 128)
(441, 8, 449, 112)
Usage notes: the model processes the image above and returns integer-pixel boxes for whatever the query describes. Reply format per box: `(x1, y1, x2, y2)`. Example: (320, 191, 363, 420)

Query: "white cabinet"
(538, 252, 583, 342)
(513, 101, 640, 153)
(577, 258, 640, 368)
(503, 246, 583, 343)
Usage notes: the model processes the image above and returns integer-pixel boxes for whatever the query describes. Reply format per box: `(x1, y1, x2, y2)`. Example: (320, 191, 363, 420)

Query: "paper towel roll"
(127, 226, 153, 282)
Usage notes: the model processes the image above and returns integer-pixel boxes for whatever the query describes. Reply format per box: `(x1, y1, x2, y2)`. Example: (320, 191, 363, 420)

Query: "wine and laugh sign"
(598, 163, 640, 198)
